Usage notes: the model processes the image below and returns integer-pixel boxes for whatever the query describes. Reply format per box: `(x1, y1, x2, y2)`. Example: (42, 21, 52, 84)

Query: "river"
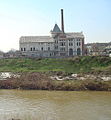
(0, 90, 110, 120)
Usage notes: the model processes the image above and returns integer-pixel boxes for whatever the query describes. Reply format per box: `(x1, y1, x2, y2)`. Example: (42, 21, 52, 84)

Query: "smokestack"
(61, 9, 64, 33)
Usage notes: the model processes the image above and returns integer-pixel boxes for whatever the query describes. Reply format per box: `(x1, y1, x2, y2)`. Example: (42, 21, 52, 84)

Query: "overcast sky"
(0, 0, 111, 52)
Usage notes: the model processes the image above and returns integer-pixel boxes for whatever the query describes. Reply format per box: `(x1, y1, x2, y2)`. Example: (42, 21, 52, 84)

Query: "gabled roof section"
(52, 24, 62, 33)
(66, 32, 84, 38)
(19, 36, 54, 43)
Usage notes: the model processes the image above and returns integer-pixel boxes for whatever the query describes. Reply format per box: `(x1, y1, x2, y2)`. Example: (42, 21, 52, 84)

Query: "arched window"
(69, 48, 73, 56)
(77, 48, 81, 55)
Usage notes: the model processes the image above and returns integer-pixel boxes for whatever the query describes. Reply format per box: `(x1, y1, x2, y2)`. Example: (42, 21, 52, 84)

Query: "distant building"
(0, 51, 4, 59)
(4, 50, 22, 58)
(19, 9, 85, 58)
(85, 42, 111, 56)
(104, 45, 111, 56)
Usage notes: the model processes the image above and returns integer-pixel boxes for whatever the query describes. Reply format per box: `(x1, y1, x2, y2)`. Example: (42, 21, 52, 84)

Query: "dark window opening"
(41, 47, 43, 51)
(33, 47, 35, 51)
(69, 48, 73, 56)
(69, 43, 73, 46)
(30, 47, 32, 51)
(48, 47, 50, 51)
(77, 42, 78, 46)
(60, 48, 65, 51)
(21, 48, 23, 51)
(60, 42, 65, 46)
(77, 48, 81, 55)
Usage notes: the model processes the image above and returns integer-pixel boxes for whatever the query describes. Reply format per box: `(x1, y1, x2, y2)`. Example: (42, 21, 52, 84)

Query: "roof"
(20, 32, 84, 43)
(66, 32, 84, 38)
(51, 24, 62, 33)
(20, 36, 54, 43)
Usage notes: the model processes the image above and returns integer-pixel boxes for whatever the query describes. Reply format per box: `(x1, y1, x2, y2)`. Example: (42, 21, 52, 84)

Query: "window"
(48, 47, 50, 51)
(60, 48, 65, 51)
(33, 47, 35, 51)
(77, 48, 81, 55)
(60, 53, 66, 56)
(60, 42, 65, 46)
(77, 42, 78, 46)
(69, 43, 73, 46)
(30, 47, 32, 51)
(55, 46, 58, 49)
(55, 40, 58, 43)
(24, 48, 26, 51)
(21, 48, 23, 51)
(77, 42, 81, 46)
(41, 47, 43, 51)
(69, 48, 73, 56)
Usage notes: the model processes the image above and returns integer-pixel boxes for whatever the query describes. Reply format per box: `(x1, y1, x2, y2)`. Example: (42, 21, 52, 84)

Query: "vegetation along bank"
(0, 56, 111, 91)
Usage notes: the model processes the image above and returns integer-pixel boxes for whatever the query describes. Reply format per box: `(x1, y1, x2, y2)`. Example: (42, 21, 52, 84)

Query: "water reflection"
(0, 90, 111, 120)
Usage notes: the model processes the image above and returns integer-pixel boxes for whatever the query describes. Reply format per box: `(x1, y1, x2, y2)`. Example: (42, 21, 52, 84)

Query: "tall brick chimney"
(61, 9, 64, 33)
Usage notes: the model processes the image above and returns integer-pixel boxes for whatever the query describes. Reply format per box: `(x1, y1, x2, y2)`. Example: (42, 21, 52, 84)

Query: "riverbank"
(0, 56, 111, 74)
(0, 72, 111, 91)
(0, 56, 111, 91)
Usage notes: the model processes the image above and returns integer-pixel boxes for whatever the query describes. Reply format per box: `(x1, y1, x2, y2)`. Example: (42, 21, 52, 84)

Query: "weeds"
(0, 72, 110, 91)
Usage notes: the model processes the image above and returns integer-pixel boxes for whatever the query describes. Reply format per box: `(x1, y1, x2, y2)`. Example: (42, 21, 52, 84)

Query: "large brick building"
(19, 9, 85, 58)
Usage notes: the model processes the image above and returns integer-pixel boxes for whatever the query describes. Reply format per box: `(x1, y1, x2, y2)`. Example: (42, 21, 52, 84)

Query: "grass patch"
(0, 56, 111, 74)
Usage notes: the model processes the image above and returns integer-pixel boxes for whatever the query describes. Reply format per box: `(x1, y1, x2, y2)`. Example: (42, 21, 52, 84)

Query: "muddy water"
(0, 90, 111, 120)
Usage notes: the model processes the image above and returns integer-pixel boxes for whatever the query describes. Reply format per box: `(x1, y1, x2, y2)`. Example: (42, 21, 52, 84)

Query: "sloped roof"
(20, 32, 84, 43)
(66, 32, 84, 38)
(51, 24, 62, 33)
(20, 36, 54, 43)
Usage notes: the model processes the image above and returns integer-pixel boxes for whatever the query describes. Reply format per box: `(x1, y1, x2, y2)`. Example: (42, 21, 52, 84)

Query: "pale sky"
(0, 0, 111, 52)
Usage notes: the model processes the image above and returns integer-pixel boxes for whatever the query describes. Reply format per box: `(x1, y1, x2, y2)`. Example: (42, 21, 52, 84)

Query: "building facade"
(19, 9, 85, 58)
